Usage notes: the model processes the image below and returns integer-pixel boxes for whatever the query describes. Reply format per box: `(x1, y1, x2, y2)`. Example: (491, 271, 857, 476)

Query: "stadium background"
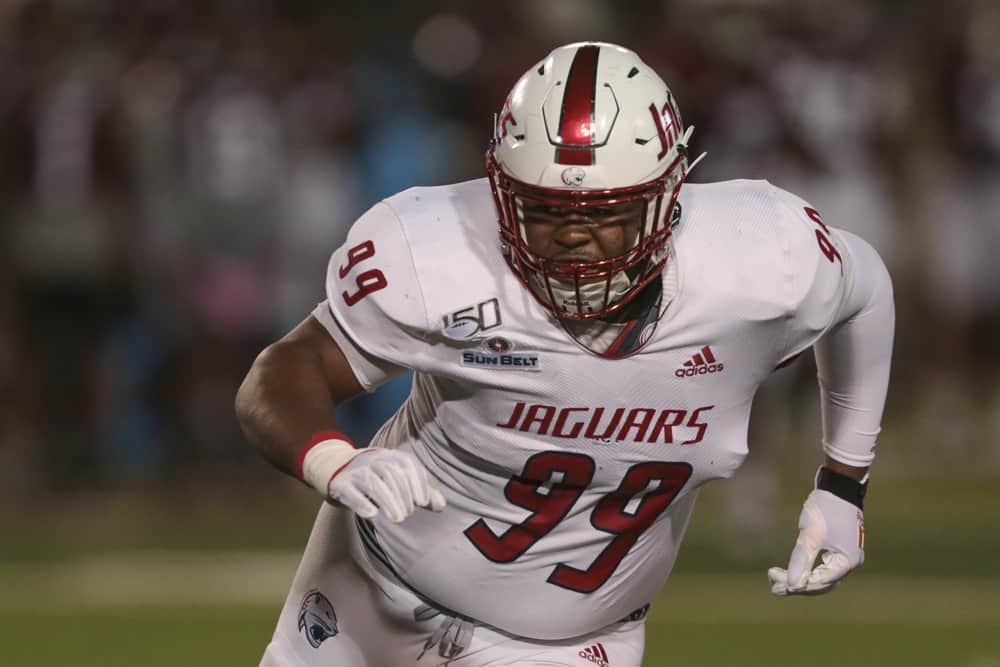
(1, 0, 998, 664)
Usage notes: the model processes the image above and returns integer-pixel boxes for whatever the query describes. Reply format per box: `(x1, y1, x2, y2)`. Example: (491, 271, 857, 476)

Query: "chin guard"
(558, 271, 667, 359)
(547, 271, 633, 317)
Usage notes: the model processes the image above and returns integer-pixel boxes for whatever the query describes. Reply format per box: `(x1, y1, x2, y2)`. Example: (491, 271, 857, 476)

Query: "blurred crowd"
(1, 0, 998, 497)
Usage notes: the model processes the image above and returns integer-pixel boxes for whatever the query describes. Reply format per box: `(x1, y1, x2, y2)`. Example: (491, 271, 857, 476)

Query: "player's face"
(521, 200, 644, 263)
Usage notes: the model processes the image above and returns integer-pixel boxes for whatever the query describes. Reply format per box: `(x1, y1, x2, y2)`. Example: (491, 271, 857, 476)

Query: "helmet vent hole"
(537, 64, 545, 75)
(634, 138, 649, 145)
(627, 66, 639, 78)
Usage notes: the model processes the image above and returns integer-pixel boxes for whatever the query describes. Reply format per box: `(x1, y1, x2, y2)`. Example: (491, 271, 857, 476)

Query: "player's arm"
(772, 231, 892, 593)
(768, 193, 894, 596)
(235, 315, 363, 478)
(236, 316, 444, 522)
(237, 199, 447, 522)
(236, 315, 445, 522)
(813, 231, 893, 479)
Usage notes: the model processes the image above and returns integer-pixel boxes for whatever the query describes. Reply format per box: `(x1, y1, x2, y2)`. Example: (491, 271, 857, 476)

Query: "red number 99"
(338, 240, 388, 306)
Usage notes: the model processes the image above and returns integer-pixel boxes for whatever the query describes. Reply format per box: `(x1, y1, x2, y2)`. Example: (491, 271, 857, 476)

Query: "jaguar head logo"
(297, 590, 338, 648)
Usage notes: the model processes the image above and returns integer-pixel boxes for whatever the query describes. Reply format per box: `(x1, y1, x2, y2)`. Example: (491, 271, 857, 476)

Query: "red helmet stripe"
(555, 45, 599, 165)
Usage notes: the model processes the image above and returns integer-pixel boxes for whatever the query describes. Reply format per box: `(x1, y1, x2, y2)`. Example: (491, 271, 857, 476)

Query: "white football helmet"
(487, 42, 701, 322)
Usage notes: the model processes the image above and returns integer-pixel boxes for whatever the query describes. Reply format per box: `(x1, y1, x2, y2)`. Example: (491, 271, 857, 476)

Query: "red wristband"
(295, 430, 355, 480)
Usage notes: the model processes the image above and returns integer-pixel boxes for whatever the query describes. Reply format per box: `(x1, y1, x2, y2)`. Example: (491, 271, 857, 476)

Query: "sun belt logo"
(675, 345, 724, 378)
(462, 336, 541, 371)
(579, 642, 610, 666)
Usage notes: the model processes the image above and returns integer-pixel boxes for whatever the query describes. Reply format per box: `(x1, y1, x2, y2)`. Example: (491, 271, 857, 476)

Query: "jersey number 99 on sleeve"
(338, 240, 388, 306)
(464, 452, 692, 593)
(804, 207, 843, 272)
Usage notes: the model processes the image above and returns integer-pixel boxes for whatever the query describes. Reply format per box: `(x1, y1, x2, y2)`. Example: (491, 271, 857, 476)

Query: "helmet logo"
(498, 98, 518, 141)
(650, 98, 682, 160)
(561, 166, 586, 186)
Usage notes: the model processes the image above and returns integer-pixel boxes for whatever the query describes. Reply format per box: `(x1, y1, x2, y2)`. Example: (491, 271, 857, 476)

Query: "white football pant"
(259, 502, 645, 666)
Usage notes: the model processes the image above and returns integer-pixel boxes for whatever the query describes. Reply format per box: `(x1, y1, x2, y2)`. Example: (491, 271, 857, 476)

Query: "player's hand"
(767, 489, 864, 596)
(327, 449, 447, 523)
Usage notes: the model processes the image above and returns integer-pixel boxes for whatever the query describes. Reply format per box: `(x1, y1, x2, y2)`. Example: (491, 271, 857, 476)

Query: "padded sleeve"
(771, 185, 894, 467)
(813, 230, 894, 466)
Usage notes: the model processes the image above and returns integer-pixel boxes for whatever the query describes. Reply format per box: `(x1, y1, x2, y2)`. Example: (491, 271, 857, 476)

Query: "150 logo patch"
(443, 297, 502, 339)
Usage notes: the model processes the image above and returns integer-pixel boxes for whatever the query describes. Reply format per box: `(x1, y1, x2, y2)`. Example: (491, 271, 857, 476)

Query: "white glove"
(300, 438, 446, 523)
(768, 488, 864, 596)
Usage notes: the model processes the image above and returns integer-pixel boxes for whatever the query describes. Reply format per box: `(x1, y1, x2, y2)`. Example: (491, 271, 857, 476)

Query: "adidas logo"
(578, 642, 610, 667)
(675, 345, 724, 378)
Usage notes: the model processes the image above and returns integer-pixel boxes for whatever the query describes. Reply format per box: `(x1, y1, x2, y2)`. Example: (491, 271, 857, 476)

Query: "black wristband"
(816, 466, 868, 510)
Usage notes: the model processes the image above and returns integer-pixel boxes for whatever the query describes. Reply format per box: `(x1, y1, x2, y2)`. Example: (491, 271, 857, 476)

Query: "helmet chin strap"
(548, 271, 633, 316)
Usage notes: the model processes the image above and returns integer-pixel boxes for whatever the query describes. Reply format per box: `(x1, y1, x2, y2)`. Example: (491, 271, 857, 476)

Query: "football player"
(236, 42, 893, 667)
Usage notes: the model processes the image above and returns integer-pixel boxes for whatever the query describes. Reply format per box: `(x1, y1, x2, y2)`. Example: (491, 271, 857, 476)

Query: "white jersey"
(311, 178, 855, 640)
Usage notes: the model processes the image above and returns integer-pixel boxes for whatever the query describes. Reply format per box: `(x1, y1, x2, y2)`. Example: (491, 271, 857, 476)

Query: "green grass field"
(2, 476, 998, 666)
(3, 568, 997, 666)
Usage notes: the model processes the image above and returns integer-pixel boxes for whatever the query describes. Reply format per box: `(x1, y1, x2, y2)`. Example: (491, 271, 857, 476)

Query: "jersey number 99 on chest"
(464, 451, 693, 593)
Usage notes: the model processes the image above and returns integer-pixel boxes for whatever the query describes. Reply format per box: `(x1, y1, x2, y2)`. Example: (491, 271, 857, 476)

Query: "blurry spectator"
(2, 0, 998, 500)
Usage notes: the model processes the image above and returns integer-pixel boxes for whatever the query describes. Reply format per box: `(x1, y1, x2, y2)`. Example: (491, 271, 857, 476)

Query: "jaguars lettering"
(497, 402, 713, 445)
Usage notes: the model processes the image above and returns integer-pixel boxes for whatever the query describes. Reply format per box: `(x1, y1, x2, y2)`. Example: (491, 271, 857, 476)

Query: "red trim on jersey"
(555, 44, 599, 165)
(295, 430, 355, 480)
(604, 319, 638, 358)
